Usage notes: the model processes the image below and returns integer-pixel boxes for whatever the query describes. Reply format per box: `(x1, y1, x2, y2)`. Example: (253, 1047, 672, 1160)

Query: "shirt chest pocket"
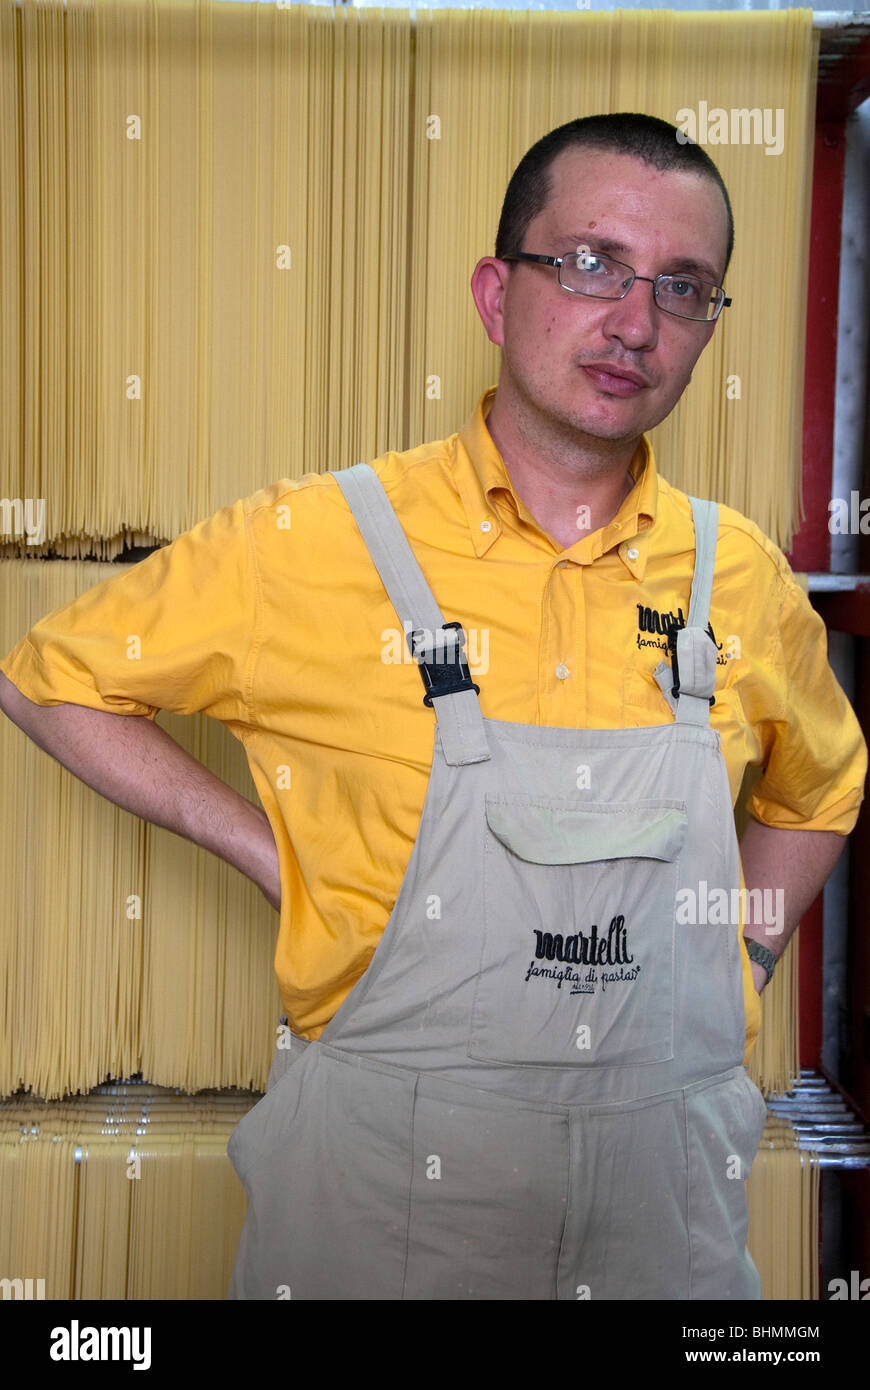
(468, 797, 688, 1068)
(622, 664, 676, 726)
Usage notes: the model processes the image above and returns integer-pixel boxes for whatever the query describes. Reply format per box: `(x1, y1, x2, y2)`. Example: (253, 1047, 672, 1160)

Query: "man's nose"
(599, 277, 659, 351)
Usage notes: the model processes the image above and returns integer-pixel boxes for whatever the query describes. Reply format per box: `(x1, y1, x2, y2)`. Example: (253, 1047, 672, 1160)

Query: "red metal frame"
(788, 124, 845, 577)
(786, 122, 847, 1071)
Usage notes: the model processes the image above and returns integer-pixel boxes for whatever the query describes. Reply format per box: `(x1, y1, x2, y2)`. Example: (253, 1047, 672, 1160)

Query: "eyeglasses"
(500, 250, 731, 323)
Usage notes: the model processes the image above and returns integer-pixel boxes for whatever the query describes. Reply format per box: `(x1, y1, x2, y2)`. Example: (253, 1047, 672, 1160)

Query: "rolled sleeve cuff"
(747, 782, 866, 836)
(0, 636, 160, 720)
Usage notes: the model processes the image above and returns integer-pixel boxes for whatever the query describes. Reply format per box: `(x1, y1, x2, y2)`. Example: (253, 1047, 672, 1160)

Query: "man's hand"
(739, 817, 846, 992)
(748, 957, 769, 997)
(0, 671, 283, 912)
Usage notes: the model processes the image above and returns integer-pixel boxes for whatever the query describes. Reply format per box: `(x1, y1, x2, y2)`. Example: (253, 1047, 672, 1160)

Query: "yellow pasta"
(747, 930, 802, 1099)
(0, 559, 280, 1099)
(0, 3, 814, 557)
(747, 1118, 821, 1300)
(0, 1085, 254, 1299)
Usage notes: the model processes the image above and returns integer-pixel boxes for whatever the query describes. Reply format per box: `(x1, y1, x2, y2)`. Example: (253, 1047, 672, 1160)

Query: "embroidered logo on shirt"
(636, 604, 728, 666)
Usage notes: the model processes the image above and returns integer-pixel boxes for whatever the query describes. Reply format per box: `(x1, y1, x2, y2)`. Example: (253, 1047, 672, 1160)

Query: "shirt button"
(480, 519, 492, 533)
(555, 664, 570, 680)
(626, 546, 639, 560)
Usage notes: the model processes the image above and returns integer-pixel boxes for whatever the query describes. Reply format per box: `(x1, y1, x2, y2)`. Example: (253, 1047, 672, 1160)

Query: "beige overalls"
(226, 463, 768, 1300)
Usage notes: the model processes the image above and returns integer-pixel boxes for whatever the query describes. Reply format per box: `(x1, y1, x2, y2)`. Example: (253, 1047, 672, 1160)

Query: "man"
(0, 114, 865, 1301)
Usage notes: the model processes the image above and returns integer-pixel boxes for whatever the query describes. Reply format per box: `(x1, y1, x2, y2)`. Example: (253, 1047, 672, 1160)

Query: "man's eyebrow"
(563, 233, 722, 284)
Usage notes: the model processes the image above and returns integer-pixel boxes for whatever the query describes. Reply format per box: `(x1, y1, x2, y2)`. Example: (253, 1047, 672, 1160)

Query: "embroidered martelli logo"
(524, 916, 641, 995)
(636, 605, 726, 665)
(637, 603, 686, 637)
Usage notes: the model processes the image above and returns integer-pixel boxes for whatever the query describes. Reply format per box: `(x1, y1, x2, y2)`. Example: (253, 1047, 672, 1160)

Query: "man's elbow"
(0, 669, 24, 715)
(0, 669, 57, 726)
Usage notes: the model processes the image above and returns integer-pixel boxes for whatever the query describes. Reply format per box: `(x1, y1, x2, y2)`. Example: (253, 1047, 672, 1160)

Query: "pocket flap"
(485, 799, 688, 865)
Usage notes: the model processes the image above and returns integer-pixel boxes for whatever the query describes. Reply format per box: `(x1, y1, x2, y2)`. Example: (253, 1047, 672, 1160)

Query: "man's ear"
(470, 257, 511, 348)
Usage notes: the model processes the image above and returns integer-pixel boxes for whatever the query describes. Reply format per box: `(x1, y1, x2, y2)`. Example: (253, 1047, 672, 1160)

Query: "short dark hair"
(495, 113, 734, 282)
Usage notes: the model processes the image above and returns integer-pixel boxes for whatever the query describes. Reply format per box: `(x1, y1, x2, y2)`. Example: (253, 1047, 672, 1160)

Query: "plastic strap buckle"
(667, 626, 716, 706)
(409, 621, 481, 706)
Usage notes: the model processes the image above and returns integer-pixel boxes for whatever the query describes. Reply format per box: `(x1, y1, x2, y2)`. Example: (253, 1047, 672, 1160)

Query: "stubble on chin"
(512, 381, 645, 468)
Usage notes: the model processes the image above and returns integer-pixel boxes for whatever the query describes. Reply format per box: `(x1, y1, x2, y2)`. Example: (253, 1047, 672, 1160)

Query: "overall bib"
(227, 464, 768, 1301)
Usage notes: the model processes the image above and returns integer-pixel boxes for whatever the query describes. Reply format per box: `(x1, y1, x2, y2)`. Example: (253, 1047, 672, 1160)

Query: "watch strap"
(745, 937, 776, 984)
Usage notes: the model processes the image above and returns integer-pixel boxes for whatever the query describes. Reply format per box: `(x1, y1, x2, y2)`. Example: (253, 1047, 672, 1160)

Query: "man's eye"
(670, 279, 702, 299)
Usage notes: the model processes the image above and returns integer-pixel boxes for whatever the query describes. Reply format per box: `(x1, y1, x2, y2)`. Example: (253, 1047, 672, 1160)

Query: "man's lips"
(580, 362, 649, 396)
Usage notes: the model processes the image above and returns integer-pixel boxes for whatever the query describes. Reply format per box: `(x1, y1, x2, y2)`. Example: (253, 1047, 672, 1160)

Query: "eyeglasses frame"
(500, 250, 732, 323)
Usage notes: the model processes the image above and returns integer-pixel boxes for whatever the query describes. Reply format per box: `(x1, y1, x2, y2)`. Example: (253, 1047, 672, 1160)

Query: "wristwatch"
(745, 937, 776, 985)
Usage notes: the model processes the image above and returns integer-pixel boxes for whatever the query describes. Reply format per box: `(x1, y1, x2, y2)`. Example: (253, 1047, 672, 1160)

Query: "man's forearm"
(738, 816, 846, 992)
(0, 671, 281, 908)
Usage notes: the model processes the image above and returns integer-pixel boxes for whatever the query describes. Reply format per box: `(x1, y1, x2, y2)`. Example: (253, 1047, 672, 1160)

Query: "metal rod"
(5, 0, 870, 26)
(807, 573, 870, 591)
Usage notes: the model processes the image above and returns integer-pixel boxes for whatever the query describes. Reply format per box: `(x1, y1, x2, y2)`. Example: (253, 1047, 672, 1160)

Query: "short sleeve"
(746, 570, 867, 834)
(0, 497, 258, 725)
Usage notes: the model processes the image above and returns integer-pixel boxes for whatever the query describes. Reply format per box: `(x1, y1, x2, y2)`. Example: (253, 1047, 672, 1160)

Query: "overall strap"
(331, 463, 491, 766)
(685, 496, 718, 632)
(653, 497, 720, 727)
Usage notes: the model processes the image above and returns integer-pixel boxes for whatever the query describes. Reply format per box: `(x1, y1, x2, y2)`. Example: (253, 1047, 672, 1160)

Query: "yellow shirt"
(2, 387, 866, 1062)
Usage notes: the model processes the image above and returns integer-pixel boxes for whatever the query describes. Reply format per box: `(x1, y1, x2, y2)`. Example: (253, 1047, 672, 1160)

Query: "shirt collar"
(452, 386, 658, 579)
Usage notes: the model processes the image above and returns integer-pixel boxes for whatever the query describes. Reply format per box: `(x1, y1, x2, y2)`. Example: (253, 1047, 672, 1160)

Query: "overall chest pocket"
(468, 797, 688, 1068)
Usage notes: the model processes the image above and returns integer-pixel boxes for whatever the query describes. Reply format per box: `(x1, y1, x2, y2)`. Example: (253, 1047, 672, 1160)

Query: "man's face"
(484, 147, 730, 447)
